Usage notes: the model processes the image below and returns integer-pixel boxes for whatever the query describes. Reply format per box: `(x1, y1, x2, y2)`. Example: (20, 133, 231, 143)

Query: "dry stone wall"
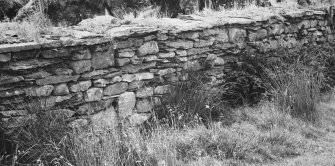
(1, 8, 334, 129)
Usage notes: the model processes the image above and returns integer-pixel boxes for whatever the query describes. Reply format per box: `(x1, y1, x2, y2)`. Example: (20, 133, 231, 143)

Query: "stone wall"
(1, 8, 334, 129)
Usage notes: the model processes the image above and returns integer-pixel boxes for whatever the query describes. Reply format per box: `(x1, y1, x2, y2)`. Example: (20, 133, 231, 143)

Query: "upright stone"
(118, 92, 136, 118)
(91, 47, 114, 69)
(137, 41, 159, 56)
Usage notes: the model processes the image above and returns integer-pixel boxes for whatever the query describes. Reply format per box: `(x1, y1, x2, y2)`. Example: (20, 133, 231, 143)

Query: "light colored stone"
(154, 85, 170, 95)
(69, 119, 88, 128)
(69, 80, 92, 92)
(136, 87, 154, 98)
(183, 61, 202, 70)
(90, 106, 117, 130)
(24, 71, 51, 80)
(129, 113, 150, 126)
(136, 99, 153, 113)
(135, 72, 154, 80)
(1, 59, 59, 71)
(137, 41, 159, 56)
(53, 83, 70, 96)
(84, 88, 103, 102)
(157, 68, 176, 76)
(117, 51, 135, 58)
(214, 28, 229, 42)
(0, 53, 11, 62)
(118, 92, 136, 118)
(268, 24, 284, 36)
(214, 57, 225, 66)
(0, 88, 24, 98)
(158, 52, 176, 58)
(116, 58, 131, 67)
(166, 40, 194, 49)
(175, 50, 187, 57)
(122, 74, 137, 82)
(157, 34, 168, 40)
(194, 37, 215, 47)
(24, 85, 54, 97)
(144, 55, 158, 62)
(104, 83, 128, 96)
(187, 47, 210, 55)
(69, 60, 91, 74)
(228, 28, 247, 46)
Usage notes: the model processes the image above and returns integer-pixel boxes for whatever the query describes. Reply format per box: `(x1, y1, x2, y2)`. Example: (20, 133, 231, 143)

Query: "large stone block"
(0, 53, 11, 62)
(53, 83, 70, 96)
(228, 28, 247, 47)
(137, 41, 159, 56)
(91, 47, 114, 69)
(118, 92, 136, 118)
(104, 83, 128, 96)
(69, 60, 91, 74)
(84, 88, 103, 102)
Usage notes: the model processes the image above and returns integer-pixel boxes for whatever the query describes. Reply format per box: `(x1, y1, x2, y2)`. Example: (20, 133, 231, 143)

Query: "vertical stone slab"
(118, 92, 136, 118)
(91, 45, 114, 69)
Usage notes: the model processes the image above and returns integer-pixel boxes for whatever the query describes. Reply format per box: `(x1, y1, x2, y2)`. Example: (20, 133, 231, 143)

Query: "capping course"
(0, 8, 334, 128)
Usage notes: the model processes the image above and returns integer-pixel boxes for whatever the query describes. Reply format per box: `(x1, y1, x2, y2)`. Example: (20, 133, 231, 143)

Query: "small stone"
(214, 57, 225, 66)
(69, 80, 92, 92)
(53, 83, 70, 96)
(135, 72, 154, 80)
(104, 83, 128, 96)
(154, 85, 170, 95)
(128, 81, 144, 90)
(0, 88, 24, 98)
(180, 32, 199, 39)
(144, 35, 157, 41)
(175, 50, 187, 57)
(117, 51, 135, 58)
(69, 60, 91, 74)
(24, 85, 54, 97)
(50, 109, 76, 119)
(166, 40, 193, 49)
(187, 47, 210, 55)
(122, 74, 137, 82)
(157, 68, 176, 76)
(136, 87, 154, 98)
(144, 55, 158, 62)
(137, 41, 159, 56)
(158, 52, 176, 58)
(118, 92, 136, 118)
(130, 56, 143, 65)
(69, 119, 88, 128)
(116, 58, 131, 67)
(194, 37, 215, 47)
(84, 88, 103, 102)
(0, 53, 11, 62)
(93, 77, 122, 87)
(136, 99, 153, 113)
(157, 34, 168, 40)
(51, 67, 73, 75)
